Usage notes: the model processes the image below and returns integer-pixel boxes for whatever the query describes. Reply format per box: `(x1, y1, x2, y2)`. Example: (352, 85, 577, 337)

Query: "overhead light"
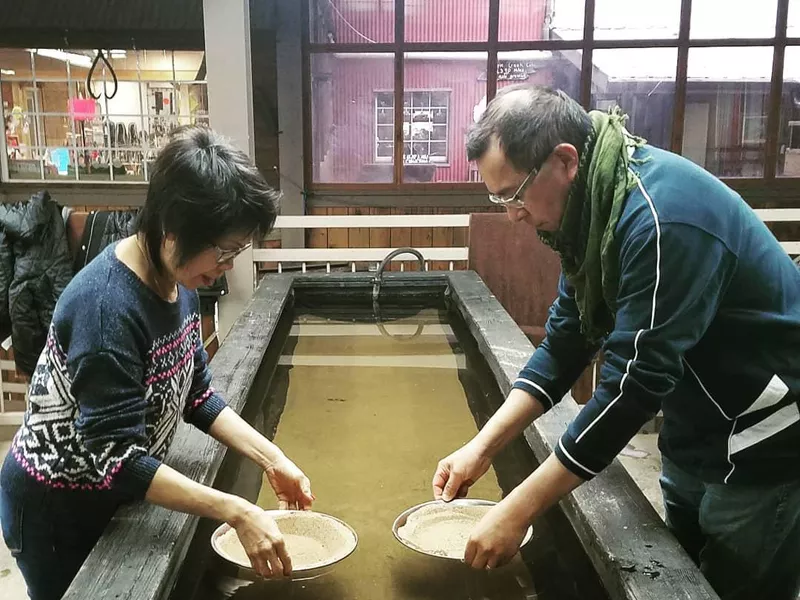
(0, 69, 15, 75)
(27, 49, 93, 68)
(109, 49, 127, 59)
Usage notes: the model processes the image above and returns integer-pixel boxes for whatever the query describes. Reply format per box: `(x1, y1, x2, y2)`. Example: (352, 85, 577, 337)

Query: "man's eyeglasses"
(214, 242, 252, 264)
(488, 167, 537, 208)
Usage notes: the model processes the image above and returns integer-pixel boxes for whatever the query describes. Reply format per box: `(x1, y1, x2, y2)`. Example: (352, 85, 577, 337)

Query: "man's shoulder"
(619, 146, 750, 245)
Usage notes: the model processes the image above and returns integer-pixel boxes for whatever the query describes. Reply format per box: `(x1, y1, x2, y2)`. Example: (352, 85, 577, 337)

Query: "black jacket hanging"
(0, 191, 73, 375)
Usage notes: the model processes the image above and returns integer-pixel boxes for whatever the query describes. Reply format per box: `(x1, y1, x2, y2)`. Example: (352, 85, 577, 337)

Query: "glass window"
(789, 0, 800, 37)
(1, 48, 207, 183)
(685, 47, 773, 177)
(495, 50, 582, 98)
(499, 0, 550, 42)
(545, 0, 585, 41)
(402, 52, 487, 182)
(303, 1, 797, 186)
(405, 0, 489, 43)
(691, 0, 778, 39)
(311, 53, 394, 183)
(591, 48, 677, 151)
(594, 0, 681, 40)
(308, 0, 394, 44)
(778, 47, 800, 176)
(374, 89, 450, 167)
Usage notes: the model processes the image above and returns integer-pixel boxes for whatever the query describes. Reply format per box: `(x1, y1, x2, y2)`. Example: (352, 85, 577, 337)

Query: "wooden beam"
(253, 247, 469, 262)
(273, 214, 471, 228)
(487, 0, 500, 102)
(580, 0, 596, 109)
(765, 0, 790, 179)
(309, 181, 486, 192)
(393, 0, 405, 185)
(301, 0, 313, 190)
(671, 0, 692, 154)
(753, 207, 800, 220)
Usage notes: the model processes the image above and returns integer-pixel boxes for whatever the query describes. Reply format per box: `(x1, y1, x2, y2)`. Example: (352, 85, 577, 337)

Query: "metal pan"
(392, 499, 533, 560)
(211, 509, 358, 581)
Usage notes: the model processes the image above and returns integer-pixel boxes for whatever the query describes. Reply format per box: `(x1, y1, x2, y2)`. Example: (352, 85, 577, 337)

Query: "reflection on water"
(208, 554, 535, 600)
(195, 308, 601, 600)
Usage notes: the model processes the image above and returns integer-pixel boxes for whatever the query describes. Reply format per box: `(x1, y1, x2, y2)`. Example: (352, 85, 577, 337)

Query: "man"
(432, 84, 800, 600)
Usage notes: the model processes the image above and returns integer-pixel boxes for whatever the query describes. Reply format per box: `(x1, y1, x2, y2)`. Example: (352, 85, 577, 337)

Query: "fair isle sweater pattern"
(11, 314, 209, 491)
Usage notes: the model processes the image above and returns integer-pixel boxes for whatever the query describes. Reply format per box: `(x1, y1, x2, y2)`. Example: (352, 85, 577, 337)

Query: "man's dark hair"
(466, 84, 593, 172)
(136, 125, 279, 272)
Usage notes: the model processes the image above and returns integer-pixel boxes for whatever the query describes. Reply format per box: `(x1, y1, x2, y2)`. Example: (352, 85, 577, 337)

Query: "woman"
(0, 126, 312, 600)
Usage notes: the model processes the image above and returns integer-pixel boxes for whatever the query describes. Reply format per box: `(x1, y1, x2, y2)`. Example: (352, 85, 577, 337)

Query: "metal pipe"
(372, 247, 425, 307)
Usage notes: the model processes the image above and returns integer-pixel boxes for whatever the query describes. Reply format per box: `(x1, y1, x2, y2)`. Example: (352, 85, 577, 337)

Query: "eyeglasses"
(214, 242, 252, 264)
(488, 167, 537, 208)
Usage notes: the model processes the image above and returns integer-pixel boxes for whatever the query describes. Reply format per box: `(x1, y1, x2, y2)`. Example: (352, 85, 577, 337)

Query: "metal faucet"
(372, 247, 425, 307)
(372, 247, 426, 341)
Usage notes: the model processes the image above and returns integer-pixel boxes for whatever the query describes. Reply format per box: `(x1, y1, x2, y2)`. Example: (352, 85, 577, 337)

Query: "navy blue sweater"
(3, 243, 226, 500)
(513, 146, 800, 485)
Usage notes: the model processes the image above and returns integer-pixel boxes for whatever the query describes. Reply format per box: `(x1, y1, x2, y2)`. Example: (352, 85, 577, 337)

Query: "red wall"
(323, 0, 542, 44)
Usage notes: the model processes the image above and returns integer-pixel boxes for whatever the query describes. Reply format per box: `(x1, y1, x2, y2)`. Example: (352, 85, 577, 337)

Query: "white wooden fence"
(252, 213, 471, 277)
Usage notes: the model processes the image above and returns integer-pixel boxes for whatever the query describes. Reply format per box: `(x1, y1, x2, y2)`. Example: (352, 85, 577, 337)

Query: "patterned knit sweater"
(3, 242, 227, 500)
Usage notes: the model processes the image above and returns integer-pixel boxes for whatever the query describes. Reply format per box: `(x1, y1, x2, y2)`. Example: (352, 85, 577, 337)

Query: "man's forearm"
(502, 452, 585, 525)
(471, 388, 546, 457)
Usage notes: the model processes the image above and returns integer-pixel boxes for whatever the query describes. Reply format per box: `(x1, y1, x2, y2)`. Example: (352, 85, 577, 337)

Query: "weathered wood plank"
(63, 276, 294, 600)
(326, 207, 349, 249)
(306, 206, 328, 249)
(369, 207, 393, 272)
(389, 207, 412, 272)
(431, 207, 454, 270)
(446, 271, 720, 600)
(349, 207, 371, 271)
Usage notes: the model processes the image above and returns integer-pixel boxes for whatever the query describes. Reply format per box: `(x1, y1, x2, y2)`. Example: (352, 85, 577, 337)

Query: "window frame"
(373, 88, 451, 166)
(742, 84, 769, 145)
(303, 0, 797, 191)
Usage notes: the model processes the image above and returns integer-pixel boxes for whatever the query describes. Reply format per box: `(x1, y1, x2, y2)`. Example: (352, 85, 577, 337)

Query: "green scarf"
(539, 108, 646, 342)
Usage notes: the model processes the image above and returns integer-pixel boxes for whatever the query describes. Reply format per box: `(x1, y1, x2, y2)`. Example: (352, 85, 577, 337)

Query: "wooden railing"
(253, 213, 471, 276)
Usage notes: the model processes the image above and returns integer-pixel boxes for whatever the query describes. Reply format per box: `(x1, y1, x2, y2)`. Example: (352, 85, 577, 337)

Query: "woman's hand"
(229, 501, 292, 578)
(265, 454, 314, 510)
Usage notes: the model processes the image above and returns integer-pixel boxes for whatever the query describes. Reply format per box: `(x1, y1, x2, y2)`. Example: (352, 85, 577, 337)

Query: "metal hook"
(87, 49, 118, 100)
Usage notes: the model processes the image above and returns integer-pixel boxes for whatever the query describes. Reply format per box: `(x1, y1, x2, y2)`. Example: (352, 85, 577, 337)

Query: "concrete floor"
(618, 432, 665, 519)
(0, 430, 665, 600)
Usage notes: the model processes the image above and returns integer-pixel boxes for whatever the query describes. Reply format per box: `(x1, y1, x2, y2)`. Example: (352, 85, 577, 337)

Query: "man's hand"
(463, 453, 586, 570)
(464, 498, 530, 569)
(432, 441, 493, 501)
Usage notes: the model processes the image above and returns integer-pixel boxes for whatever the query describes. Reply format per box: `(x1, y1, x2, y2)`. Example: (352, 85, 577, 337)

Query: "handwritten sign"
(477, 60, 535, 82)
(498, 61, 532, 81)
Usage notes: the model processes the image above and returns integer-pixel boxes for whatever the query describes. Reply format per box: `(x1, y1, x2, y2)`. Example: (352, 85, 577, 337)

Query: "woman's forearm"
(144, 462, 251, 526)
(208, 406, 284, 470)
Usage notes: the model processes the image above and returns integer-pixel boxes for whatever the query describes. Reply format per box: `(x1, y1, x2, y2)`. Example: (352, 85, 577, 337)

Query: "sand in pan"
(216, 511, 355, 570)
(397, 503, 493, 559)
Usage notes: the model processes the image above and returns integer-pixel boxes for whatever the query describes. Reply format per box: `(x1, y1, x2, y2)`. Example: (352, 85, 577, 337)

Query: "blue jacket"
(513, 146, 800, 485)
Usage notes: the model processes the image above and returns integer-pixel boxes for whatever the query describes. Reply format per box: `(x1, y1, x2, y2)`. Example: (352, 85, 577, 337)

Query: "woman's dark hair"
(136, 125, 280, 273)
